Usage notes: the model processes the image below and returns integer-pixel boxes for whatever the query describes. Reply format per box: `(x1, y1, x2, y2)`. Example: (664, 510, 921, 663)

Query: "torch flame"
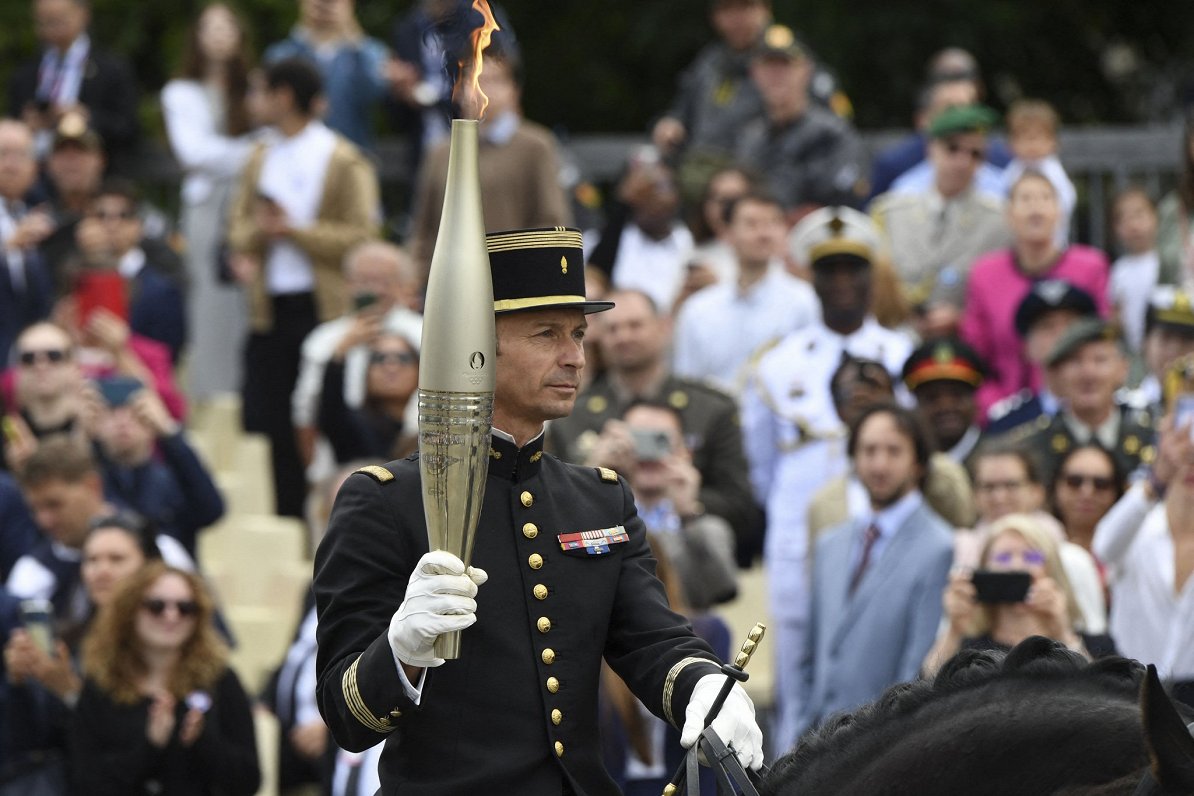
(452, 0, 502, 121)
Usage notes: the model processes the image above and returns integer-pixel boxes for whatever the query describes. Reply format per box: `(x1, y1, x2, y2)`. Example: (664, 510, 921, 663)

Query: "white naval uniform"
(740, 316, 912, 755)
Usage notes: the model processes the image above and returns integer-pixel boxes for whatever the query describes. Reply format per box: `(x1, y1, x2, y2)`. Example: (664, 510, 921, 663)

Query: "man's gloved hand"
(388, 551, 488, 668)
(680, 674, 765, 771)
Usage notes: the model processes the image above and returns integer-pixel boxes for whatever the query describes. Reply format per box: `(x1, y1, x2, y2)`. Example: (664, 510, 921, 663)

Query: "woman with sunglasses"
(1051, 442, 1125, 555)
(960, 170, 1112, 421)
(923, 513, 1117, 676)
(318, 330, 419, 463)
(70, 562, 259, 795)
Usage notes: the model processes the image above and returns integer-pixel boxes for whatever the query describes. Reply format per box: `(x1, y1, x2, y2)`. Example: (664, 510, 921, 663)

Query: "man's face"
(95, 404, 153, 465)
(47, 143, 104, 197)
(494, 308, 586, 428)
(812, 257, 871, 330)
(597, 292, 666, 374)
(727, 198, 784, 266)
(1144, 326, 1194, 380)
(35, 0, 87, 50)
(87, 194, 142, 255)
(1007, 176, 1060, 246)
(750, 55, 811, 112)
(23, 476, 101, 549)
(1024, 309, 1081, 366)
(929, 131, 986, 197)
(974, 455, 1043, 524)
(15, 325, 79, 402)
(914, 380, 975, 451)
(623, 404, 685, 498)
(0, 124, 37, 202)
(1057, 340, 1127, 418)
(347, 251, 407, 312)
(853, 412, 922, 508)
(711, 1, 769, 51)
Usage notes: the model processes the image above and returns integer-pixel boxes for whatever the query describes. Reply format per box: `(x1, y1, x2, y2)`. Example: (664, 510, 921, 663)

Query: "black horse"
(761, 637, 1194, 795)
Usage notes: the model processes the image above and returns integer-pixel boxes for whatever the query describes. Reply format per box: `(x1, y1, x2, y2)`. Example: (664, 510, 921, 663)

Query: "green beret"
(928, 104, 999, 139)
(1045, 317, 1120, 368)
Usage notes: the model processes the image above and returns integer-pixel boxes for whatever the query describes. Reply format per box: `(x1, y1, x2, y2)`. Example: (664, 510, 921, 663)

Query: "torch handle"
(433, 630, 463, 660)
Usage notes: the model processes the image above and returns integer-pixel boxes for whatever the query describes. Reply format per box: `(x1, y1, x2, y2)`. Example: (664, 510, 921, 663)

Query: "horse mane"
(761, 637, 1180, 796)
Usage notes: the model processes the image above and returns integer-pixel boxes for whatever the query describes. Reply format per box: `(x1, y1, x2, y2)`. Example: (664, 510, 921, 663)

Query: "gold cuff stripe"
(663, 656, 713, 727)
(809, 239, 873, 264)
(494, 295, 589, 312)
(342, 657, 394, 734)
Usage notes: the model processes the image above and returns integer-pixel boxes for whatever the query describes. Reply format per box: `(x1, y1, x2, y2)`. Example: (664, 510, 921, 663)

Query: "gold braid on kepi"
(485, 227, 614, 314)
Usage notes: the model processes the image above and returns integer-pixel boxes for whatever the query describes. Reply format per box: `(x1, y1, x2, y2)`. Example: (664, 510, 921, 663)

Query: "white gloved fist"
(680, 674, 764, 771)
(388, 550, 488, 668)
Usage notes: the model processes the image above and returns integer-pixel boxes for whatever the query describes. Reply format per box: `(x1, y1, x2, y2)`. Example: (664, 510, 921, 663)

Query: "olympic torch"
(417, 118, 495, 660)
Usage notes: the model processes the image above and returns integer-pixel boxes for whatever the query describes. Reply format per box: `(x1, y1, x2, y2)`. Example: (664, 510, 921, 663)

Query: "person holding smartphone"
(922, 512, 1116, 676)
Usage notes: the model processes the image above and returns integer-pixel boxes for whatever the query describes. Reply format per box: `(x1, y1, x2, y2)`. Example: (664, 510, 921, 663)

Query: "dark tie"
(849, 523, 880, 595)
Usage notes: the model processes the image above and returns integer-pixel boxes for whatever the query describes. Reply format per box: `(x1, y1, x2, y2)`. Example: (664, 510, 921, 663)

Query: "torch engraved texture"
(418, 119, 495, 659)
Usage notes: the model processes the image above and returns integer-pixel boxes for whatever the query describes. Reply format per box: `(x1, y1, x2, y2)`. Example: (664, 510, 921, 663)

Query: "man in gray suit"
(792, 403, 954, 748)
(870, 105, 1010, 338)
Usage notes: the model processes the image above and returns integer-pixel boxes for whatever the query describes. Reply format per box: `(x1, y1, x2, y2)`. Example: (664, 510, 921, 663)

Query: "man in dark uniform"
(314, 228, 763, 795)
(901, 337, 986, 471)
(1013, 317, 1156, 483)
(548, 288, 763, 564)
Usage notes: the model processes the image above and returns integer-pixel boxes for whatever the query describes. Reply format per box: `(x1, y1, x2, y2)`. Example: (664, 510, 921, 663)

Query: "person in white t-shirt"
(1109, 187, 1162, 354)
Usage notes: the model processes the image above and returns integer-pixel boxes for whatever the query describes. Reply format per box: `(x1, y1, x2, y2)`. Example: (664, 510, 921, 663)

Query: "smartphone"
(971, 570, 1032, 604)
(19, 599, 55, 656)
(75, 270, 128, 325)
(352, 292, 380, 312)
(631, 429, 672, 462)
(96, 375, 143, 407)
(1175, 393, 1194, 439)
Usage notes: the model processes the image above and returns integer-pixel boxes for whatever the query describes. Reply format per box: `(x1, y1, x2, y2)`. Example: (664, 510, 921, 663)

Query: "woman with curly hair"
(69, 562, 259, 795)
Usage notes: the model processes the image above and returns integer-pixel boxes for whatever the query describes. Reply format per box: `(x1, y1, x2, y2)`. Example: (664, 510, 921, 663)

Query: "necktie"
(849, 523, 880, 595)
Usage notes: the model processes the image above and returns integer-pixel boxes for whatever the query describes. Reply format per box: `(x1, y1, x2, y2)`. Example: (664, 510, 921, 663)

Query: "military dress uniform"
(314, 228, 724, 795)
(1012, 403, 1156, 484)
(547, 373, 763, 562)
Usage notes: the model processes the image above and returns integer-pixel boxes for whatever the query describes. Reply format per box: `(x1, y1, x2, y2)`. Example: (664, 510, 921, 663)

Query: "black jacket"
(314, 433, 721, 795)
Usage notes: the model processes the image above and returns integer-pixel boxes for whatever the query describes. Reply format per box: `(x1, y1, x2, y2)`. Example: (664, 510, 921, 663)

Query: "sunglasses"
(19, 349, 69, 366)
(142, 598, 199, 618)
(1060, 473, 1115, 492)
(990, 549, 1046, 567)
(370, 351, 417, 366)
(945, 141, 986, 162)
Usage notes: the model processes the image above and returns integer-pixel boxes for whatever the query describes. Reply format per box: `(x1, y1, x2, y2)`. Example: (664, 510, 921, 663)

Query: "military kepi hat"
(928, 104, 999, 139)
(1045, 317, 1119, 367)
(1146, 285, 1194, 336)
(901, 338, 986, 392)
(486, 227, 613, 314)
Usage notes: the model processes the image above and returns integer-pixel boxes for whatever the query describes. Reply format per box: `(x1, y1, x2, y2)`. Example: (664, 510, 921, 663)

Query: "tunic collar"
(489, 429, 546, 482)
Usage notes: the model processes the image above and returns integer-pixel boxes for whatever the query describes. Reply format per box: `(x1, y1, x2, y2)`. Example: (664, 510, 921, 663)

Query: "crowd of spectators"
(1, 0, 1194, 791)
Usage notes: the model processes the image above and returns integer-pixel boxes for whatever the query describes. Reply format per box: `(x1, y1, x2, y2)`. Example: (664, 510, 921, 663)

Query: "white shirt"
(259, 121, 338, 295)
(161, 79, 254, 206)
(117, 247, 146, 280)
(0, 200, 26, 288)
(673, 263, 820, 397)
(609, 222, 693, 311)
(1110, 250, 1161, 353)
(1094, 483, 1194, 679)
(854, 490, 924, 575)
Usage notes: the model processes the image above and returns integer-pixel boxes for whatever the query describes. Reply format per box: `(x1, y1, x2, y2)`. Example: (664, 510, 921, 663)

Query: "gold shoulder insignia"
(668, 390, 689, 410)
(597, 467, 619, 483)
(355, 465, 395, 483)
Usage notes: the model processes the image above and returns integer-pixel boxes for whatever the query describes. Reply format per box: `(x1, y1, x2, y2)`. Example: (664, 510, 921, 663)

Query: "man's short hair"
(846, 403, 933, 476)
(603, 288, 660, 317)
(971, 440, 1043, 486)
(18, 437, 98, 489)
(93, 177, 140, 210)
(723, 189, 783, 227)
(265, 57, 323, 115)
(622, 397, 685, 433)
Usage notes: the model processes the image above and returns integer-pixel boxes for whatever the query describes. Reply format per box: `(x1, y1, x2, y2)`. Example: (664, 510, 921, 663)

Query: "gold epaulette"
(355, 465, 395, 483)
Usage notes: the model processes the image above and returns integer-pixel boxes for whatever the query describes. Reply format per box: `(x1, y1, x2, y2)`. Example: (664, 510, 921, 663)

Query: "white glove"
(680, 674, 764, 771)
(388, 551, 488, 668)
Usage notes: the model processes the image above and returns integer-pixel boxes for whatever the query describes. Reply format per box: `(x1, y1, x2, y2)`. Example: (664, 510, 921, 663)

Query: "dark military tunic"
(314, 433, 721, 795)
(547, 373, 763, 563)
(1012, 404, 1156, 484)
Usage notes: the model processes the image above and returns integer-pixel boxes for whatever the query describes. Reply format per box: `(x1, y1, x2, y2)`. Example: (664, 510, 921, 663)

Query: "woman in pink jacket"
(961, 171, 1110, 421)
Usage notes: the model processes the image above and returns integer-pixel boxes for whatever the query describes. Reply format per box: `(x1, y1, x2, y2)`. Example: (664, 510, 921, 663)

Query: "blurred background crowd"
(2, 0, 1194, 793)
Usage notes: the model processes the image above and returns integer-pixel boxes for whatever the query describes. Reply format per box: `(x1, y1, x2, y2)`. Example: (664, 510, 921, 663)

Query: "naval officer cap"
(1146, 285, 1194, 338)
(753, 24, 808, 62)
(1045, 317, 1120, 368)
(788, 206, 879, 269)
(486, 227, 614, 314)
(1013, 279, 1098, 338)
